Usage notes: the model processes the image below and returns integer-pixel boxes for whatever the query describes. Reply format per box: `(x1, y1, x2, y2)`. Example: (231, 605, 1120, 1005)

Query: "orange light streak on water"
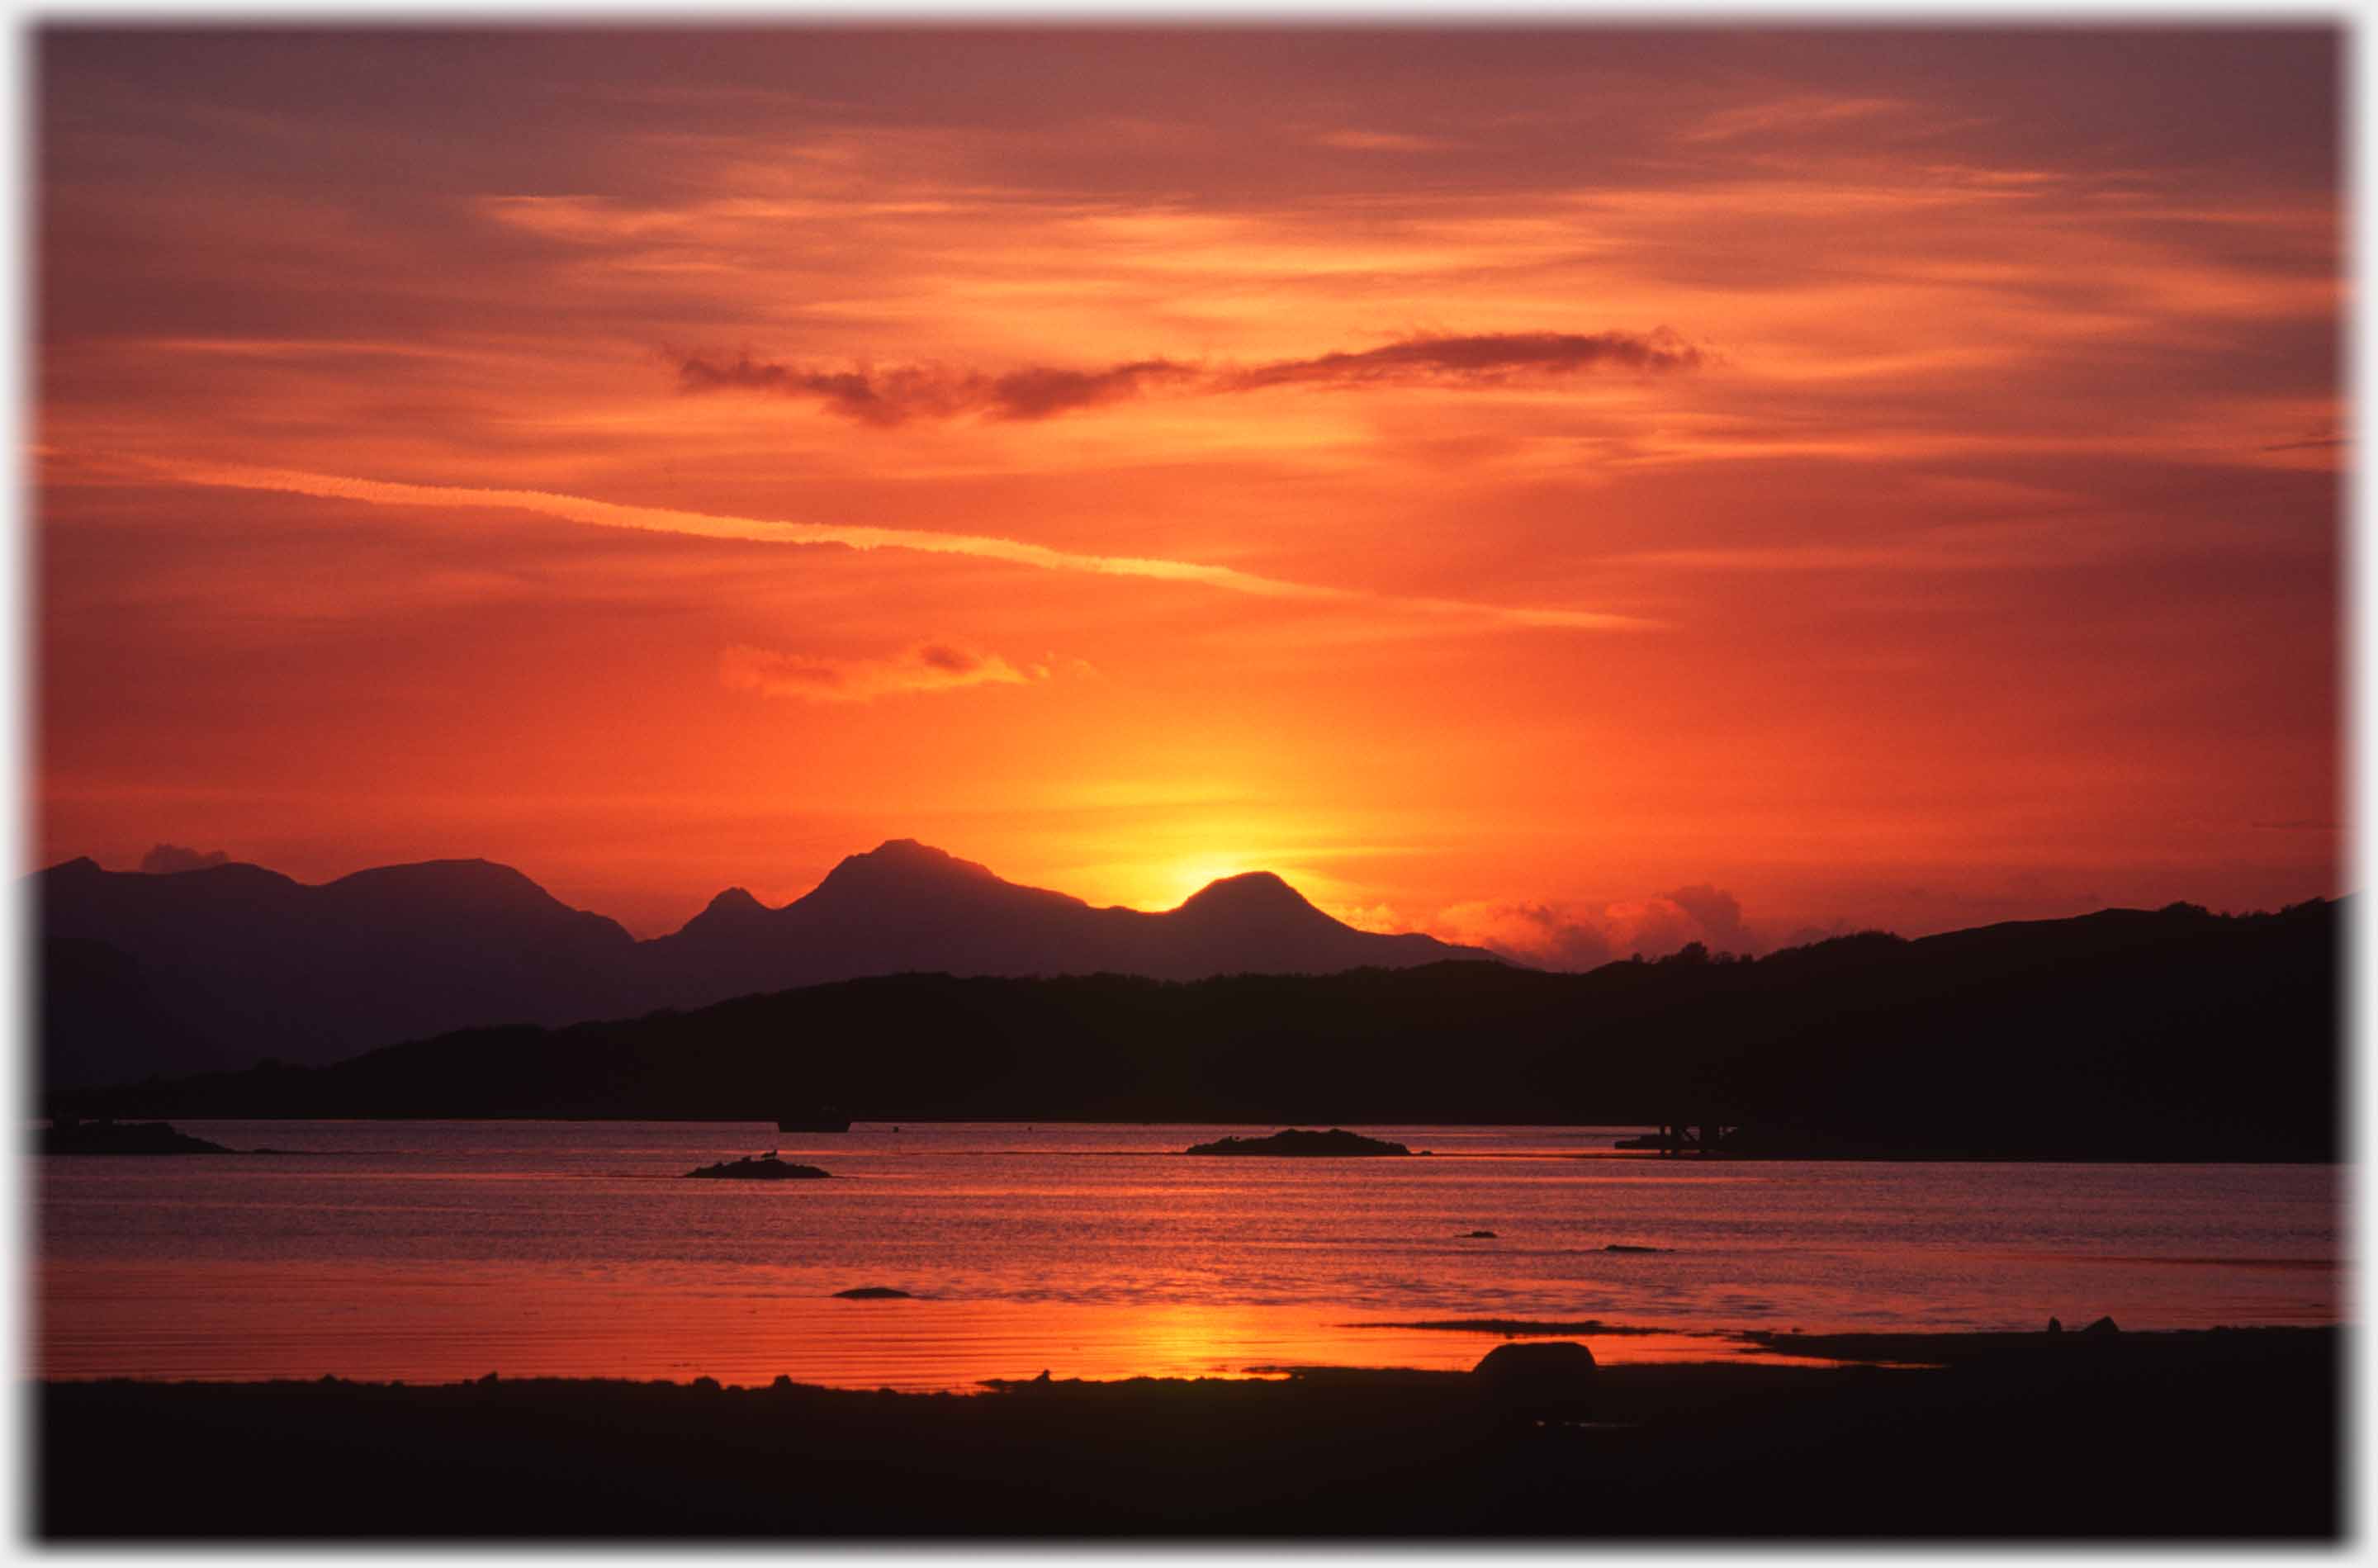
(40, 1262, 1812, 1393)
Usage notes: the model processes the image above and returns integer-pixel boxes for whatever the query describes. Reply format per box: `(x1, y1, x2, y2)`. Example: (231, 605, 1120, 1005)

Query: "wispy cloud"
(720, 642, 1043, 703)
(2259, 429, 2346, 452)
(1677, 95, 1914, 146)
(1313, 128, 1457, 153)
(670, 329, 1702, 427)
(1223, 329, 1703, 390)
(675, 353, 1197, 425)
(147, 457, 1655, 632)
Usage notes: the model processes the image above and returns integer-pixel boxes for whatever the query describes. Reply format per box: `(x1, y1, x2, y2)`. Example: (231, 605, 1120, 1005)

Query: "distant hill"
(36, 840, 1497, 1088)
(51, 897, 2342, 1161)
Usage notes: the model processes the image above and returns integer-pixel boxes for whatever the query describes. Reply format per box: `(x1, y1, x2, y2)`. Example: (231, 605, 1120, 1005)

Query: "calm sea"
(35, 1122, 2344, 1391)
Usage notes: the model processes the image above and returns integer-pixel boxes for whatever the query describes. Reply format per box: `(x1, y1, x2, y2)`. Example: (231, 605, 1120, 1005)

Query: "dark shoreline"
(37, 1327, 2340, 1538)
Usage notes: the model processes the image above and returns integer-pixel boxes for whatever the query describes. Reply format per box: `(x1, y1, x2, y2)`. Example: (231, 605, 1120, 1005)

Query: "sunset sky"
(34, 26, 2342, 962)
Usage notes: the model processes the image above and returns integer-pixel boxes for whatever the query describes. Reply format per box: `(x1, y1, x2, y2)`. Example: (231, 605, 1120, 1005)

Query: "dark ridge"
(38, 840, 1495, 1090)
(44, 896, 2342, 1161)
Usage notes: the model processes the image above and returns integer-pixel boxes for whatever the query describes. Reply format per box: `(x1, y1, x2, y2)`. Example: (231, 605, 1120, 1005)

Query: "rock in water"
(1181, 1128, 1414, 1157)
(2082, 1315, 2120, 1336)
(832, 1286, 913, 1299)
(685, 1155, 831, 1180)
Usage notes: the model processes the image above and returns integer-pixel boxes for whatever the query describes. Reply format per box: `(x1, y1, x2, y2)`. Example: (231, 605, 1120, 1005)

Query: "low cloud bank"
(1426, 882, 1773, 970)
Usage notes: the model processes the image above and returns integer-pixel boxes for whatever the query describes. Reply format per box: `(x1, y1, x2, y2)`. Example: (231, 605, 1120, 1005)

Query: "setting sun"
(26, 22, 2346, 1547)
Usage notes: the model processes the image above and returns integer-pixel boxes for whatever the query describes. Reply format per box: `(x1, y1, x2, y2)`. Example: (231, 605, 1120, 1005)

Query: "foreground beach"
(38, 1326, 2339, 1539)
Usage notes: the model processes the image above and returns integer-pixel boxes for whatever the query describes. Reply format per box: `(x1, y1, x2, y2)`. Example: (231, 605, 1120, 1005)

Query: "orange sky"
(34, 26, 2342, 960)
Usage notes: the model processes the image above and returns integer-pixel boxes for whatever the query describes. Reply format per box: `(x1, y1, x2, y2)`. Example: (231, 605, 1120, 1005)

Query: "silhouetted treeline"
(50, 898, 2342, 1160)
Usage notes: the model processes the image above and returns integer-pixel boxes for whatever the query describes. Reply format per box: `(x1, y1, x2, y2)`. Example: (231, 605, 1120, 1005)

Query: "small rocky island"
(1182, 1128, 1417, 1157)
(685, 1155, 831, 1181)
(40, 1118, 233, 1155)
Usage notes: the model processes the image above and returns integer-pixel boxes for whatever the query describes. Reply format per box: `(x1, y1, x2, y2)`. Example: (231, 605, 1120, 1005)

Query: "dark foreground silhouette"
(37, 1328, 2336, 1537)
(1182, 1129, 1417, 1157)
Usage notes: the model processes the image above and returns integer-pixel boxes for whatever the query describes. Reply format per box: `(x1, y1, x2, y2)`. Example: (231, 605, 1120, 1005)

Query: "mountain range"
(36, 839, 1495, 1088)
(50, 897, 2342, 1160)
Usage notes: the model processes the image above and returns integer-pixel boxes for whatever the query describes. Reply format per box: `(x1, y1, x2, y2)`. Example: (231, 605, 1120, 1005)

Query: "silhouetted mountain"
(56, 897, 2342, 1160)
(39, 936, 271, 1087)
(635, 841, 1494, 1007)
(36, 840, 1496, 1088)
(37, 855, 641, 1088)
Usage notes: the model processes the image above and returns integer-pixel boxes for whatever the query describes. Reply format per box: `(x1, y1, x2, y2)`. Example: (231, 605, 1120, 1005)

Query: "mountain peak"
(671, 883, 772, 940)
(326, 858, 545, 896)
(821, 839, 1002, 888)
(703, 886, 765, 916)
(1177, 870, 1319, 919)
(864, 837, 978, 867)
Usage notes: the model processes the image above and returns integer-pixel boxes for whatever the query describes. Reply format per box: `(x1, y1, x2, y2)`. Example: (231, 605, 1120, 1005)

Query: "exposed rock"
(685, 1155, 830, 1180)
(832, 1287, 913, 1300)
(1603, 1244, 1666, 1253)
(2082, 1315, 2120, 1337)
(1182, 1128, 1414, 1157)
(1458, 1230, 1498, 1239)
(2048, 1317, 2063, 1334)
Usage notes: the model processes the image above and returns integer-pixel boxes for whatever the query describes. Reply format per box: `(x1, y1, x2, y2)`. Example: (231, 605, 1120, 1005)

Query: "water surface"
(36, 1121, 2342, 1391)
